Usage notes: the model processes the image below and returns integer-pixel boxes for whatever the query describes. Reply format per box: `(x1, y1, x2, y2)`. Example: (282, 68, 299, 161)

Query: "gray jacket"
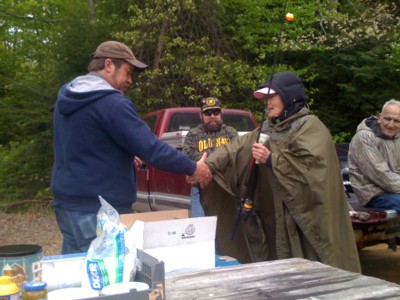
(348, 116, 400, 206)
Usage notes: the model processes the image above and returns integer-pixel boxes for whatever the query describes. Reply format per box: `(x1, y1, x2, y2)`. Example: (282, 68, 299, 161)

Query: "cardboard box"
(120, 209, 189, 227)
(121, 210, 217, 273)
(42, 210, 183, 291)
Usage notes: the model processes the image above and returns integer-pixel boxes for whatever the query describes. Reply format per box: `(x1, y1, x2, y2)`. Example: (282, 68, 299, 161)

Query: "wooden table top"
(166, 258, 400, 299)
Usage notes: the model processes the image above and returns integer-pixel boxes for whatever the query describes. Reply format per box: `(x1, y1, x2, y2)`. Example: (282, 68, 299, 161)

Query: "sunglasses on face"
(202, 109, 221, 116)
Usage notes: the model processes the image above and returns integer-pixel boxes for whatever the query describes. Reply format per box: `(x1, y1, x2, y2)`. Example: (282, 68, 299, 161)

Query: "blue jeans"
(190, 185, 205, 217)
(367, 193, 400, 213)
(54, 207, 97, 254)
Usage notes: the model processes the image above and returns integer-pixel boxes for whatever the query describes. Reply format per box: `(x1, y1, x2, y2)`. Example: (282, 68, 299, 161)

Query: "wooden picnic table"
(166, 257, 400, 299)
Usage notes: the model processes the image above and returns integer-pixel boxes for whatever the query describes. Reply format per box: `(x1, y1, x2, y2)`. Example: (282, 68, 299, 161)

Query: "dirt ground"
(358, 243, 400, 285)
(0, 210, 399, 285)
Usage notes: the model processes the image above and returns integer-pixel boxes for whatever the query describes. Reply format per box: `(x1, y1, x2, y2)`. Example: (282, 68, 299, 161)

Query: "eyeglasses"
(202, 109, 221, 117)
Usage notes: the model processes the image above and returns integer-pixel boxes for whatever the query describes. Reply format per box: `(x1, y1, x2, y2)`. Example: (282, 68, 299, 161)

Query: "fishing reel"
(230, 197, 256, 240)
(240, 198, 255, 222)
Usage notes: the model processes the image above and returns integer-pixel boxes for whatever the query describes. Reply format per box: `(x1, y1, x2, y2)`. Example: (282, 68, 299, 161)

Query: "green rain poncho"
(203, 107, 361, 273)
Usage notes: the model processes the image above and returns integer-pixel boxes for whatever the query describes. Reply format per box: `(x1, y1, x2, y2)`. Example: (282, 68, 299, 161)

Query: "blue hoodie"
(51, 74, 196, 213)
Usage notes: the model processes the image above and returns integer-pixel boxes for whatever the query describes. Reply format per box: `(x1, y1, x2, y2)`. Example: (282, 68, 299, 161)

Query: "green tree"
(0, 0, 107, 203)
(305, 1, 400, 137)
(93, 0, 270, 116)
(1, 0, 400, 203)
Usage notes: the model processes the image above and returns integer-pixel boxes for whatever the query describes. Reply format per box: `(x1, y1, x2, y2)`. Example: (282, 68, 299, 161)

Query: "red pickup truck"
(134, 107, 258, 212)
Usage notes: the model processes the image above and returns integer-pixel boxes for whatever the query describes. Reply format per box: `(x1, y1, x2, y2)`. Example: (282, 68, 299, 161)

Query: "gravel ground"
(0, 209, 62, 256)
(1, 209, 399, 285)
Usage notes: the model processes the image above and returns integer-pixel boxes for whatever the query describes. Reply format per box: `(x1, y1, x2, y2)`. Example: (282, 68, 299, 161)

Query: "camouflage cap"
(200, 97, 221, 112)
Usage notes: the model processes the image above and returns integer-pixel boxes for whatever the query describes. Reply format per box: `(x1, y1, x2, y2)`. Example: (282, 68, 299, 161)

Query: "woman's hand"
(252, 142, 270, 164)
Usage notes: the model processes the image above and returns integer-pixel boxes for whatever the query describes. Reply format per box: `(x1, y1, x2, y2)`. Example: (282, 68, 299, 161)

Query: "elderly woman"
(203, 71, 361, 273)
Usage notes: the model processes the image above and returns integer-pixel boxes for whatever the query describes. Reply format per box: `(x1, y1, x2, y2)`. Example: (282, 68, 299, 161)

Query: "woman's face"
(264, 94, 284, 119)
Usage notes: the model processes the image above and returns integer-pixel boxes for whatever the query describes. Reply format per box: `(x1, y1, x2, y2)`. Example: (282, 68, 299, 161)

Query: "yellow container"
(0, 276, 19, 300)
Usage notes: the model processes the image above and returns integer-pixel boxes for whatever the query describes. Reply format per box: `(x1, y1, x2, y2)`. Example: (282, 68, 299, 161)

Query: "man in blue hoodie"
(51, 41, 211, 254)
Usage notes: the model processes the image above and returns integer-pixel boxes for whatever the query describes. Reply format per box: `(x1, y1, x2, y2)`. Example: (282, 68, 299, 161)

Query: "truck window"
(168, 113, 200, 132)
(168, 112, 256, 132)
(223, 115, 256, 131)
(142, 114, 158, 133)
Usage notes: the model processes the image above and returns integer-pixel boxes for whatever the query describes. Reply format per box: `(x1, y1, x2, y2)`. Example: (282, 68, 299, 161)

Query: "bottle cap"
(23, 282, 47, 291)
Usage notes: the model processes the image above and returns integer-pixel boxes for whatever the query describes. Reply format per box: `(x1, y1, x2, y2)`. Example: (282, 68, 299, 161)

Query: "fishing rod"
(230, 0, 292, 242)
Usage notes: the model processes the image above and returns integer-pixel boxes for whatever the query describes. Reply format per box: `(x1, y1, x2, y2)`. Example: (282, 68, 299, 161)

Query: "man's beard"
(204, 120, 223, 132)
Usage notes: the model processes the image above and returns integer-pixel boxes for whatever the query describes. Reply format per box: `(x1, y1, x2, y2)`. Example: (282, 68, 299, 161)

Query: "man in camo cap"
(183, 97, 238, 217)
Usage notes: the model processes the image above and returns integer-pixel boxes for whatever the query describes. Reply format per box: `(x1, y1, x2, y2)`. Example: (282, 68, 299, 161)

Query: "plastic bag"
(82, 196, 136, 291)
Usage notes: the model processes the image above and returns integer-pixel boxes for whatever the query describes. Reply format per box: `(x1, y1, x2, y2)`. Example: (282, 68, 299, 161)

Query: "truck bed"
(349, 194, 400, 250)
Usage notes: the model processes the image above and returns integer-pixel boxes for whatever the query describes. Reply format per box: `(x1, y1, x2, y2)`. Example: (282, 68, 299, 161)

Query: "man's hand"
(189, 153, 212, 188)
(134, 156, 144, 171)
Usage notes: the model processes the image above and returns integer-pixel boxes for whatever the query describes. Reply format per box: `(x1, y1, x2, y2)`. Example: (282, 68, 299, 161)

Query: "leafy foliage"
(1, 0, 400, 203)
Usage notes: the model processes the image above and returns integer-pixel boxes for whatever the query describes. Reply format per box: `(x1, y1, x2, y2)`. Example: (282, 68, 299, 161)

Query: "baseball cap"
(92, 41, 148, 70)
(253, 87, 277, 99)
(200, 97, 221, 112)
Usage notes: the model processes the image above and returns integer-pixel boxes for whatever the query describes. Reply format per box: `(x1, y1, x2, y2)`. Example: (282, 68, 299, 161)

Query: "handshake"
(135, 153, 212, 188)
(187, 153, 213, 188)
(187, 139, 271, 188)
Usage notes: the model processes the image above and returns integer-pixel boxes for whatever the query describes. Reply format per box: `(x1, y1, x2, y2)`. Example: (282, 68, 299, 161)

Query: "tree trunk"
(153, 17, 169, 70)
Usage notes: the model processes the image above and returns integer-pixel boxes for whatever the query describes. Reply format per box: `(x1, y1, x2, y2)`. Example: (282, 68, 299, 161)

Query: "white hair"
(382, 99, 400, 113)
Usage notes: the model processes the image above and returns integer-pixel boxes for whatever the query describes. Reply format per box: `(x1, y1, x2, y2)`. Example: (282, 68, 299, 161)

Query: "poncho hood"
(258, 71, 306, 122)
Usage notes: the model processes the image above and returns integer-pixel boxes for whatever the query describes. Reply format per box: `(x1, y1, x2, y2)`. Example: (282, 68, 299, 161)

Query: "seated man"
(348, 99, 400, 212)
